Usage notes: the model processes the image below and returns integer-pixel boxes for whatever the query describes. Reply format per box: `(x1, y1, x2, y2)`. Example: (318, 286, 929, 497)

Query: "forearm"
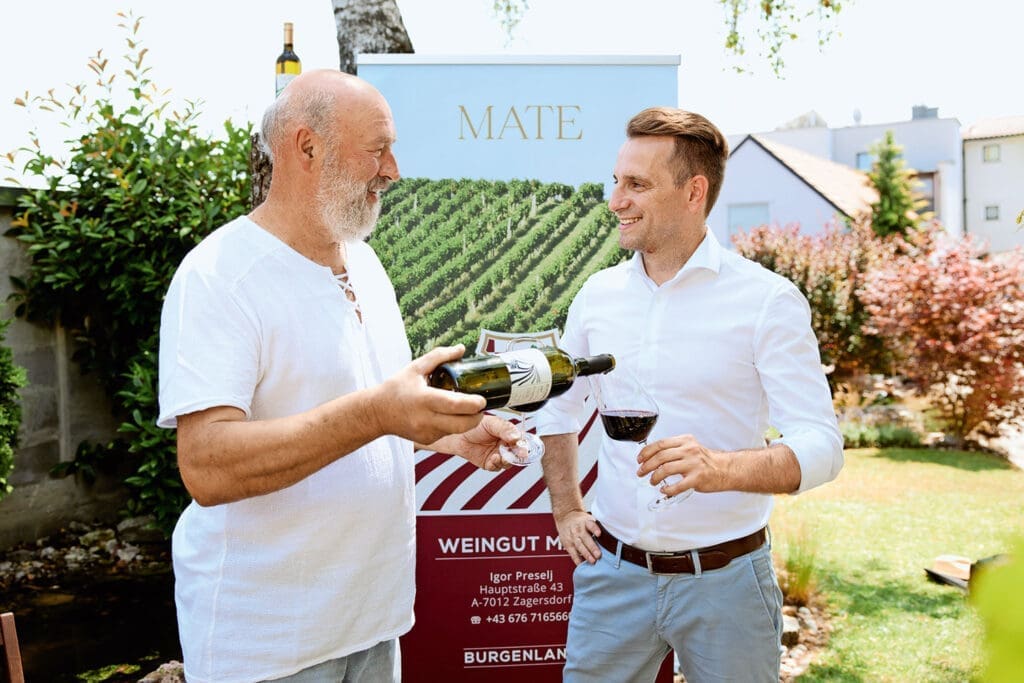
(717, 443, 802, 494)
(178, 386, 389, 506)
(540, 433, 586, 519)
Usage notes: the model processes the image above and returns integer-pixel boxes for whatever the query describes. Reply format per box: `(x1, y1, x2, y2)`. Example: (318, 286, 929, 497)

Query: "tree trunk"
(249, 133, 273, 210)
(250, 0, 414, 208)
(332, 0, 414, 76)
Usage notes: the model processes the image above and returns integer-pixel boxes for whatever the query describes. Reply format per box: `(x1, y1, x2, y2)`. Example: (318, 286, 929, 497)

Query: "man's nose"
(608, 186, 627, 213)
(380, 149, 400, 181)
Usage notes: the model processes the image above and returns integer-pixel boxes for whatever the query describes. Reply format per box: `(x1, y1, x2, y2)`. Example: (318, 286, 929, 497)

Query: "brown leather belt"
(595, 522, 766, 574)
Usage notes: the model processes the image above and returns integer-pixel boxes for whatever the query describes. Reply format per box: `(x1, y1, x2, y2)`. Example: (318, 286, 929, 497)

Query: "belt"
(595, 522, 766, 575)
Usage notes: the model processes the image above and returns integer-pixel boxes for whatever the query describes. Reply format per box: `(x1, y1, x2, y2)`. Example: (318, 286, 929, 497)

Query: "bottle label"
(502, 349, 552, 408)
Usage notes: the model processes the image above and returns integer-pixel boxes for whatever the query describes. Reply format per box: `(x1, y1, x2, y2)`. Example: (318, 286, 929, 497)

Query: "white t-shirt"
(158, 217, 415, 683)
(536, 230, 843, 551)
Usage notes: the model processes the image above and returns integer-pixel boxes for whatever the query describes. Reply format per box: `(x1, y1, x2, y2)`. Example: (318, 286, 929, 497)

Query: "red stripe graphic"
(420, 461, 479, 510)
(415, 451, 457, 483)
(417, 409, 602, 512)
(461, 464, 531, 510)
(579, 461, 599, 497)
(508, 410, 600, 509)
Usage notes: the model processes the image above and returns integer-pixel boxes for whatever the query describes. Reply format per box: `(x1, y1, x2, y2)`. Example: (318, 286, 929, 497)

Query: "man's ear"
(687, 175, 709, 213)
(295, 127, 316, 170)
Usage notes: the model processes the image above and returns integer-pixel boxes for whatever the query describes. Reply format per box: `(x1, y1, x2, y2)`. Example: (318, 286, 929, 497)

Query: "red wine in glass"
(591, 370, 692, 510)
(600, 409, 658, 442)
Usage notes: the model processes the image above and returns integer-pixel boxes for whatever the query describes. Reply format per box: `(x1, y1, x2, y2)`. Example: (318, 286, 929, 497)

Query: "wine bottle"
(429, 346, 615, 411)
(275, 22, 301, 97)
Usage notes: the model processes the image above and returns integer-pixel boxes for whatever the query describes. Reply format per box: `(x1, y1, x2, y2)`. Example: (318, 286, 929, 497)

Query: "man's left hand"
(636, 434, 728, 497)
(425, 415, 523, 471)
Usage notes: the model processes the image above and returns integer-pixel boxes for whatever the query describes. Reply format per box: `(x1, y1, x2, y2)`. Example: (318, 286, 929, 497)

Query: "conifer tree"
(867, 130, 924, 238)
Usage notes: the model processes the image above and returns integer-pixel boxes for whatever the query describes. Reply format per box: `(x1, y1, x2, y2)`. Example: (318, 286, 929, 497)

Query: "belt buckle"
(644, 550, 680, 574)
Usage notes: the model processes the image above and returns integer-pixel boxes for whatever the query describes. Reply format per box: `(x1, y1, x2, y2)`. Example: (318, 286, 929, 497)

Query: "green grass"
(771, 447, 1024, 682)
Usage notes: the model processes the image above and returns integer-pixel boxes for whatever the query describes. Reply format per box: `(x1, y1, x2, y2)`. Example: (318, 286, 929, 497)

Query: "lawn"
(771, 447, 1024, 682)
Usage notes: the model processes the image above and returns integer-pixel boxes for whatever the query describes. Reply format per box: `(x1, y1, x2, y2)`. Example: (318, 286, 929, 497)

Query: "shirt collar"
(628, 227, 723, 286)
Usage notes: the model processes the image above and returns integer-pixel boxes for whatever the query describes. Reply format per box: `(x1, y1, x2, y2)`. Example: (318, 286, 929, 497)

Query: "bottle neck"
(574, 354, 615, 377)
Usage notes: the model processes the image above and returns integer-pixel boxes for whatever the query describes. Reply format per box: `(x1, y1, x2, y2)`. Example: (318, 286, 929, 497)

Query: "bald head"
(260, 69, 389, 162)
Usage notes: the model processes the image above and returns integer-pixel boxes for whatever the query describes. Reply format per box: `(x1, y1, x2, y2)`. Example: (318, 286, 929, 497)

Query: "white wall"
(709, 141, 844, 244)
(964, 135, 1024, 252)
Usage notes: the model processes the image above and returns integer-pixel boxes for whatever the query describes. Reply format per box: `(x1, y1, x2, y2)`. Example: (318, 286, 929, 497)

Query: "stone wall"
(0, 187, 125, 549)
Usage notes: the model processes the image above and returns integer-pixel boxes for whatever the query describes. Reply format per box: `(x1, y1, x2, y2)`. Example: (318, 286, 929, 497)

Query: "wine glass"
(591, 370, 692, 510)
(494, 337, 546, 466)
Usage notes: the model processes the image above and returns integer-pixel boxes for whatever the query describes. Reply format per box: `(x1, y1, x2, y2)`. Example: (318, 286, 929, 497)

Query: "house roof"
(733, 135, 878, 219)
(963, 115, 1024, 140)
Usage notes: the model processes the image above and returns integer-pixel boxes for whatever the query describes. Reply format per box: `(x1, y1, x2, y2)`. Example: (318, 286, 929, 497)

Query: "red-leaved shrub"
(861, 230, 1024, 441)
(732, 220, 900, 381)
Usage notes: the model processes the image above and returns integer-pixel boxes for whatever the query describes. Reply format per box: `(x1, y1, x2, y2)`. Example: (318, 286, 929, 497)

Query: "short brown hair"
(626, 107, 729, 215)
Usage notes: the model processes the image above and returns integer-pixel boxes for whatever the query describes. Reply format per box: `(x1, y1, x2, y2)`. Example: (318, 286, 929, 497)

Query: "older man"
(158, 70, 520, 683)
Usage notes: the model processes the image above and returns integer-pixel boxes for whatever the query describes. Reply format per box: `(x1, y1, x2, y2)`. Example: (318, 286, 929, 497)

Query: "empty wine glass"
(591, 369, 692, 510)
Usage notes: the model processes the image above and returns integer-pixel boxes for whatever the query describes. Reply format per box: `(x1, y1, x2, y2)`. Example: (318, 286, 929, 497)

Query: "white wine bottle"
(275, 22, 301, 97)
(429, 346, 615, 412)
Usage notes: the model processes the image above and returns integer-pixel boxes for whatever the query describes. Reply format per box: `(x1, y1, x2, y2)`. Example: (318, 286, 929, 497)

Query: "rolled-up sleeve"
(754, 282, 844, 493)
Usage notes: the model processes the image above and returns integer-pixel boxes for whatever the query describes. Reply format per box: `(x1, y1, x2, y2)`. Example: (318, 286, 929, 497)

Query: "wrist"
(364, 384, 391, 440)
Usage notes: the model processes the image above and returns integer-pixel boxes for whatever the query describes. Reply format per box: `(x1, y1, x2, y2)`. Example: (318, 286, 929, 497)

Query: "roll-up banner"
(359, 54, 679, 681)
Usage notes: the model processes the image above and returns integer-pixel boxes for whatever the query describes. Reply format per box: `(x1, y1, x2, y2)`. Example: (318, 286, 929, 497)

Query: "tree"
(867, 130, 925, 238)
(331, 0, 414, 76)
(6, 15, 252, 531)
(488, 0, 844, 75)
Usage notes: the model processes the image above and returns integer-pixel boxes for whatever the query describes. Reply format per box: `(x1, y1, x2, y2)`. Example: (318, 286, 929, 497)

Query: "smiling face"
(316, 91, 400, 242)
(607, 136, 698, 255)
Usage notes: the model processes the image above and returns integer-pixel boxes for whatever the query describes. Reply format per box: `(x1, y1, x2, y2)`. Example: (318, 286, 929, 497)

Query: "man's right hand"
(555, 510, 602, 566)
(373, 345, 487, 445)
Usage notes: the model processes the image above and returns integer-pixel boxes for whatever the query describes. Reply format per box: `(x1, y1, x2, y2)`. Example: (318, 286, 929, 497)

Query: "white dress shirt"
(536, 230, 843, 551)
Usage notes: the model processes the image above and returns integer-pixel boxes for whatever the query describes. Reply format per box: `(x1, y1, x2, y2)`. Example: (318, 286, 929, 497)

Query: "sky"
(2, 0, 1023, 185)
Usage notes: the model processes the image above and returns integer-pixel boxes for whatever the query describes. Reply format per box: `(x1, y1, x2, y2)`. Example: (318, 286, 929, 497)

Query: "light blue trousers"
(264, 638, 400, 683)
(564, 541, 782, 683)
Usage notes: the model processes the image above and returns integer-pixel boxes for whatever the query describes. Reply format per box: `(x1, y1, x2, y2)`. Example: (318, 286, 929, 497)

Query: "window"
(985, 205, 999, 220)
(855, 152, 873, 171)
(727, 203, 770, 237)
(913, 172, 935, 214)
(982, 144, 1000, 162)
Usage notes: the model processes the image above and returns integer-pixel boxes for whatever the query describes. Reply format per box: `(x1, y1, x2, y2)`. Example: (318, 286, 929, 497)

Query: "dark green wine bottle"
(429, 346, 615, 411)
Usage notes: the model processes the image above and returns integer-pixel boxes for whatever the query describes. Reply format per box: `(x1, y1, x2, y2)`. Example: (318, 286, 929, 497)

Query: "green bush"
(875, 423, 922, 448)
(840, 420, 922, 449)
(4, 14, 251, 532)
(840, 422, 880, 449)
(0, 317, 27, 498)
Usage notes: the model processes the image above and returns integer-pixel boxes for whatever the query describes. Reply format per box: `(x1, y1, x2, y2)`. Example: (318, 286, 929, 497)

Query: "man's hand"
(636, 434, 728, 499)
(554, 510, 602, 566)
(427, 415, 525, 471)
(373, 345, 487, 446)
(636, 436, 802, 496)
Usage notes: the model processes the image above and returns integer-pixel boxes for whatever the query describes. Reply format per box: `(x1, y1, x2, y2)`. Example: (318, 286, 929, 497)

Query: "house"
(716, 108, 964, 238)
(708, 134, 877, 244)
(962, 116, 1024, 253)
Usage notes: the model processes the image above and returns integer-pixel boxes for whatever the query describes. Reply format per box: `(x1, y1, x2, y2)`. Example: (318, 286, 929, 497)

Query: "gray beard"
(316, 171, 382, 243)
